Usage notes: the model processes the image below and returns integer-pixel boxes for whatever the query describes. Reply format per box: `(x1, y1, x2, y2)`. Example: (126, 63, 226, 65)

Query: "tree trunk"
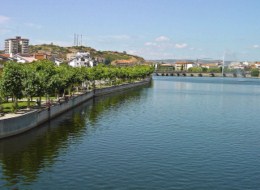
(27, 97, 30, 109)
(39, 96, 42, 107)
(46, 94, 48, 104)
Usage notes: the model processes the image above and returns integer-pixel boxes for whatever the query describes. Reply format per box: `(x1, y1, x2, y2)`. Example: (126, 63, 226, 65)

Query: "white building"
(254, 62, 260, 69)
(12, 54, 37, 63)
(229, 62, 246, 70)
(175, 61, 195, 71)
(68, 52, 94, 67)
(5, 36, 29, 54)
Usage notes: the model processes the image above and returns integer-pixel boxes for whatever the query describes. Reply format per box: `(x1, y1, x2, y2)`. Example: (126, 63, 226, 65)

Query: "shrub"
(251, 68, 259, 77)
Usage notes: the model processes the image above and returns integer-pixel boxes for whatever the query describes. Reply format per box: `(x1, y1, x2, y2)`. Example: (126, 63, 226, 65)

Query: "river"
(1, 76, 260, 189)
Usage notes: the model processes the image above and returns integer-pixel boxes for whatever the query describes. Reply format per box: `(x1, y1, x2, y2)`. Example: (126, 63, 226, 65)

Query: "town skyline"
(1, 0, 260, 61)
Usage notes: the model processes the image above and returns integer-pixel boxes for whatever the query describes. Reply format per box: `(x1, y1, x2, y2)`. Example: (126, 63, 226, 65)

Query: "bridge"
(154, 71, 251, 78)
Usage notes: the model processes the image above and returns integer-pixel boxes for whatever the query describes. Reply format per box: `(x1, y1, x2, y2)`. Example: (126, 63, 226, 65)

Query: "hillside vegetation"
(29, 44, 145, 64)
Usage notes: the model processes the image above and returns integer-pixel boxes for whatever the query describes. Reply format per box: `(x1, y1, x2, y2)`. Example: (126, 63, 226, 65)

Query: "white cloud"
(175, 43, 188, 49)
(253, 45, 259, 48)
(155, 36, 170, 42)
(0, 15, 10, 24)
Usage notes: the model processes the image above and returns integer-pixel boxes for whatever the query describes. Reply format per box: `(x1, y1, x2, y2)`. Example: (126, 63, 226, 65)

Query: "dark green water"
(1, 76, 260, 189)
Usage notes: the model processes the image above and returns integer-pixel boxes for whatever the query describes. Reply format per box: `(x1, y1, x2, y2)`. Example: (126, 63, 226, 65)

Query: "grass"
(1, 96, 56, 113)
(1, 101, 36, 113)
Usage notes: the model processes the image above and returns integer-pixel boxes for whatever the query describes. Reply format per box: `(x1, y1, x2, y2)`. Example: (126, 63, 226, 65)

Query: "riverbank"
(0, 77, 151, 139)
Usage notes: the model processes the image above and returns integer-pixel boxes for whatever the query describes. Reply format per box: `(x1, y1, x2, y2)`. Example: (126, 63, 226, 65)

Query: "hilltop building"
(5, 36, 29, 55)
(68, 52, 95, 67)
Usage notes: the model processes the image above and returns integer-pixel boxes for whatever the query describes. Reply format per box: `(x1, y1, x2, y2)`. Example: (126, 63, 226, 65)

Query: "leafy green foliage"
(0, 61, 24, 100)
(0, 61, 154, 112)
(188, 67, 203, 73)
(251, 68, 259, 77)
(208, 67, 221, 73)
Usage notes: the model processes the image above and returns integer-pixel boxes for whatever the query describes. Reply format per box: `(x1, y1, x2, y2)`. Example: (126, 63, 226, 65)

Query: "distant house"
(94, 57, 105, 64)
(49, 56, 64, 66)
(12, 54, 37, 63)
(254, 62, 260, 69)
(200, 63, 219, 69)
(0, 54, 12, 62)
(33, 53, 48, 60)
(68, 52, 94, 67)
(160, 63, 175, 67)
(243, 61, 249, 66)
(229, 62, 246, 70)
(175, 61, 195, 71)
(0, 54, 13, 68)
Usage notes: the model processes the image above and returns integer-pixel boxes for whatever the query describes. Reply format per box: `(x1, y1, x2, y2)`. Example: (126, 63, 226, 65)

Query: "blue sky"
(1, 0, 260, 61)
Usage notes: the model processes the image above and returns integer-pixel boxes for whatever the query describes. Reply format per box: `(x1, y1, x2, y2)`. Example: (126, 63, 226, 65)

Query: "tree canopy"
(0, 61, 154, 110)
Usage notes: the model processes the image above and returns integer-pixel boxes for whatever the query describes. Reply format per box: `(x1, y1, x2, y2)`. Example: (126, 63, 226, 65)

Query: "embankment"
(0, 78, 151, 139)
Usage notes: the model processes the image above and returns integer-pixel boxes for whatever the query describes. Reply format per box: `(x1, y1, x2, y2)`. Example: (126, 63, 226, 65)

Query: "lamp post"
(222, 53, 225, 77)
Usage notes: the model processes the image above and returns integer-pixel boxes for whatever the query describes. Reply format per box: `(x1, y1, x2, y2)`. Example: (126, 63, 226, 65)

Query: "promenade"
(0, 78, 151, 139)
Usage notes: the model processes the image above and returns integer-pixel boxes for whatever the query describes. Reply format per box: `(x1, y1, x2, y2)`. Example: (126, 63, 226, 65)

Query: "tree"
(208, 67, 221, 73)
(31, 60, 56, 106)
(0, 61, 24, 110)
(188, 67, 203, 73)
(22, 64, 41, 108)
(251, 68, 259, 77)
(104, 57, 112, 65)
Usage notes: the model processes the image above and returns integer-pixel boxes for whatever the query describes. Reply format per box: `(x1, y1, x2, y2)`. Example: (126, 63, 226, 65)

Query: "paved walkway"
(0, 91, 88, 120)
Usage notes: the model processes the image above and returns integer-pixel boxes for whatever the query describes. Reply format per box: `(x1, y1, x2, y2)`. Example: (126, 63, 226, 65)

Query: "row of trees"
(0, 60, 154, 109)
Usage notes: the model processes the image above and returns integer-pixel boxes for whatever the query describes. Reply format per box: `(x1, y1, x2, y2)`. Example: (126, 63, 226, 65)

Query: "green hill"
(29, 44, 145, 64)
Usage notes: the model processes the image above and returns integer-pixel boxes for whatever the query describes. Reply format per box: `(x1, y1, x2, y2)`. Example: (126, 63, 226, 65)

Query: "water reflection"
(0, 86, 148, 189)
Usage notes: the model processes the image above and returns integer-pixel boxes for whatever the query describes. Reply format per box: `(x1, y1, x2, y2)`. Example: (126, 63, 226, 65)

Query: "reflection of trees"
(0, 109, 88, 187)
(89, 87, 146, 124)
(0, 86, 149, 188)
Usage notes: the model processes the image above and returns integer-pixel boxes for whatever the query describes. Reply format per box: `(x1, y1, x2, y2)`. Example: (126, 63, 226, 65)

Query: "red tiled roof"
(0, 54, 10, 58)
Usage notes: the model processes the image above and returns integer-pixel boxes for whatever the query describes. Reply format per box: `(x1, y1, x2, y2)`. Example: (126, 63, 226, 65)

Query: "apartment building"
(5, 36, 29, 55)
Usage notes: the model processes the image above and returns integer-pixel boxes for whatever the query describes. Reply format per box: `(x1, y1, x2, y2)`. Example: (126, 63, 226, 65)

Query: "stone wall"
(0, 78, 151, 139)
(95, 78, 150, 97)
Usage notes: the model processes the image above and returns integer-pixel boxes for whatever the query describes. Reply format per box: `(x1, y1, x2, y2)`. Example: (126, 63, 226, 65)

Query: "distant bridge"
(154, 71, 251, 78)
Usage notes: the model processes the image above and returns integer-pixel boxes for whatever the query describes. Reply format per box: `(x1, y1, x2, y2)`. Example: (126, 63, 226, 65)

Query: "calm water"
(1, 76, 260, 189)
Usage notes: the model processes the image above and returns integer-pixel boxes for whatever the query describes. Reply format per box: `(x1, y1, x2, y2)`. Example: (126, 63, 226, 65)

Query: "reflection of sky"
(153, 77, 260, 119)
